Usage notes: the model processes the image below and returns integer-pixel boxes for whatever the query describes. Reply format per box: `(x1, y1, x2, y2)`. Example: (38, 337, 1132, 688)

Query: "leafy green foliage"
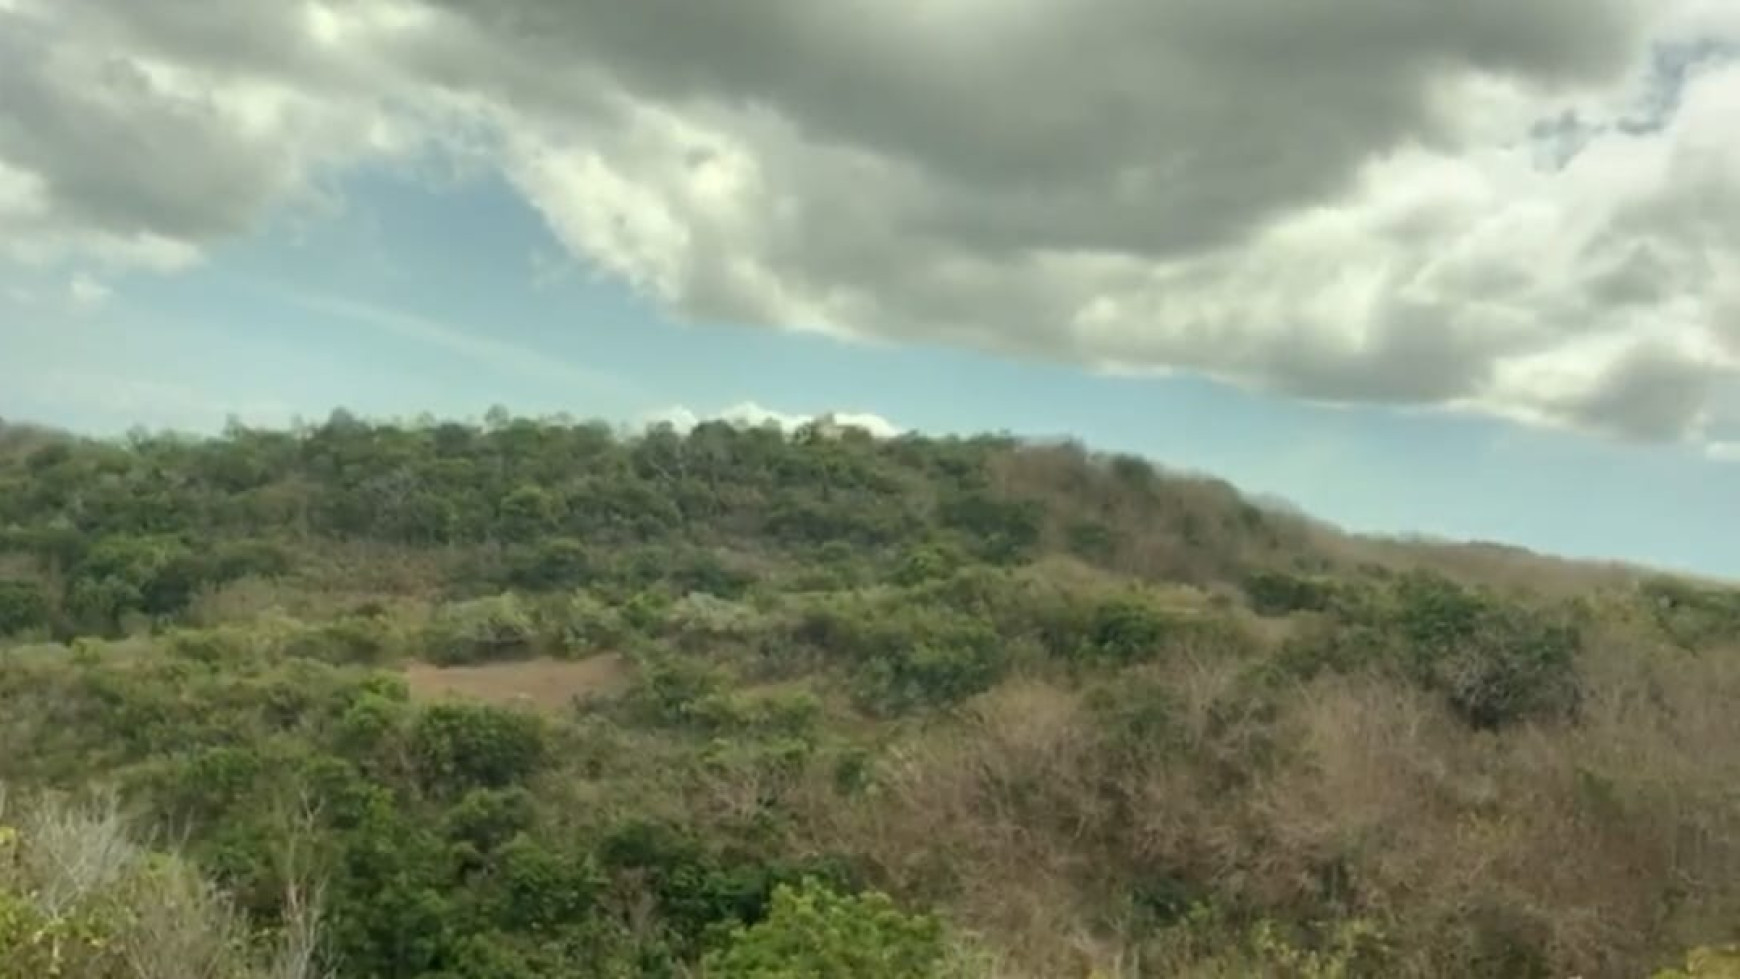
(501, 537, 597, 592)
(703, 879, 948, 979)
(1390, 573, 1583, 729)
(938, 492, 1043, 563)
(596, 821, 857, 961)
(0, 579, 50, 636)
(409, 702, 549, 796)
(1244, 569, 1336, 616)
(1642, 577, 1740, 649)
(424, 594, 538, 665)
(1267, 572, 1583, 729)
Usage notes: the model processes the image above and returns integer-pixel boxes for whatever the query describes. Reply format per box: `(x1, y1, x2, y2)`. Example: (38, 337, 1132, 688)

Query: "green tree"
(703, 879, 948, 979)
(0, 579, 50, 636)
(409, 702, 549, 797)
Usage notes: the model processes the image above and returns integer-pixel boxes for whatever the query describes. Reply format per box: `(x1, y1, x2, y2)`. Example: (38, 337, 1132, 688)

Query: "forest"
(2, 409, 1740, 978)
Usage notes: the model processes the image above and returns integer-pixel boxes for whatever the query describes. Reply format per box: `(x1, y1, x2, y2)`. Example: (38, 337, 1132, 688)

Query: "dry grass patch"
(402, 653, 631, 711)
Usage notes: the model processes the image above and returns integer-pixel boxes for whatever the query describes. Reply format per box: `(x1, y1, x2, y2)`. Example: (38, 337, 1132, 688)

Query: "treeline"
(0, 411, 1304, 640)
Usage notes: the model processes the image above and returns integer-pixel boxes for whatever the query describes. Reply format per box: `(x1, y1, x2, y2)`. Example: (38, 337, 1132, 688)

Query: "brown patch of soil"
(403, 654, 631, 712)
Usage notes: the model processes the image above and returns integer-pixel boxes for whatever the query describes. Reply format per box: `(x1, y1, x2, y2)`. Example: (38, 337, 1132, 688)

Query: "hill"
(2, 410, 1739, 978)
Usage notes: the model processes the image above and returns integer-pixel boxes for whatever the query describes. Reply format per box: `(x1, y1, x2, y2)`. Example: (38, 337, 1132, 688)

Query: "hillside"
(2, 411, 1739, 978)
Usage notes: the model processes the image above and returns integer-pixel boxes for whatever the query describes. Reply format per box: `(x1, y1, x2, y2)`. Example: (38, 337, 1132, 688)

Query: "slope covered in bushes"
(0, 411, 1737, 977)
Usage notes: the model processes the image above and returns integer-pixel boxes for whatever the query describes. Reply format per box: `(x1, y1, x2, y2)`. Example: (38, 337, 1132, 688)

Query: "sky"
(1, 1, 1738, 577)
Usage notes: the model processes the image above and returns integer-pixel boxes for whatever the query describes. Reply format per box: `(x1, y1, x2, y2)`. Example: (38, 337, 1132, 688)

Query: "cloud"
(2, 0, 1739, 449)
(644, 401, 902, 439)
(66, 273, 109, 312)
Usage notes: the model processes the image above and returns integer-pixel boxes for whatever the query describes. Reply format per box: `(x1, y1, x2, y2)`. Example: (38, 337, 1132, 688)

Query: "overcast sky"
(2, 0, 1738, 574)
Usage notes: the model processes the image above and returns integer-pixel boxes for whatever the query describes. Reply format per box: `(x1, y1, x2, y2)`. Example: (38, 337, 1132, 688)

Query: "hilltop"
(2, 410, 1738, 978)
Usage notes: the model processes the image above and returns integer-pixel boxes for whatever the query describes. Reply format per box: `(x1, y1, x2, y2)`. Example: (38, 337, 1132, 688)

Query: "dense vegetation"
(1, 410, 1738, 978)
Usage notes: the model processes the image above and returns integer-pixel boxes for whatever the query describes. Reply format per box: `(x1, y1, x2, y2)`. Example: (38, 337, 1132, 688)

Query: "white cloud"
(827, 410, 904, 440)
(2, 0, 1738, 449)
(643, 401, 902, 439)
(66, 272, 109, 311)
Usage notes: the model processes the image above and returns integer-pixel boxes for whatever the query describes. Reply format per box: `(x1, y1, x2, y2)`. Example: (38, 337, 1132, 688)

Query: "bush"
(424, 593, 537, 664)
(666, 592, 763, 649)
(539, 591, 628, 658)
(1086, 674, 1186, 760)
(503, 537, 596, 592)
(596, 822, 857, 960)
(1035, 592, 1174, 667)
(409, 702, 549, 796)
(0, 579, 50, 637)
(1080, 595, 1173, 665)
(1272, 574, 1584, 730)
(284, 614, 402, 664)
(207, 538, 294, 581)
(891, 543, 966, 586)
(1064, 519, 1118, 562)
(1391, 573, 1582, 729)
(1657, 946, 1740, 978)
(485, 834, 606, 932)
(0, 794, 322, 979)
(702, 879, 948, 979)
(1641, 577, 1740, 649)
(936, 492, 1042, 564)
(851, 641, 1006, 716)
(623, 655, 731, 727)
(71, 534, 210, 622)
(444, 788, 537, 857)
(1244, 570, 1335, 616)
(686, 688, 824, 739)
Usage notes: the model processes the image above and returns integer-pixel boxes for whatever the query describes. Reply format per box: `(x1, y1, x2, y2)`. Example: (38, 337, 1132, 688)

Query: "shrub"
(596, 822, 856, 960)
(1035, 592, 1174, 667)
(1080, 595, 1173, 665)
(1271, 616, 1390, 682)
(1275, 574, 1584, 729)
(503, 537, 596, 592)
(0, 580, 50, 637)
(623, 656, 731, 727)
(486, 834, 606, 932)
(1085, 674, 1186, 760)
(686, 688, 824, 740)
(1391, 573, 1582, 729)
(1656, 946, 1740, 978)
(424, 593, 537, 664)
(207, 538, 294, 581)
(284, 614, 401, 665)
(702, 878, 948, 979)
(443, 787, 537, 855)
(1641, 577, 1740, 649)
(666, 592, 763, 649)
(409, 702, 548, 796)
(0, 793, 324, 979)
(539, 591, 628, 658)
(1244, 570, 1335, 616)
(936, 492, 1043, 564)
(891, 543, 966, 587)
(1064, 519, 1118, 563)
(851, 641, 1006, 716)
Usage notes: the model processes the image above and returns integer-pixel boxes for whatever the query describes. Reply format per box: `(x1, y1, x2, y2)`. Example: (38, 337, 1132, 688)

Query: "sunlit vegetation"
(1, 410, 1736, 977)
